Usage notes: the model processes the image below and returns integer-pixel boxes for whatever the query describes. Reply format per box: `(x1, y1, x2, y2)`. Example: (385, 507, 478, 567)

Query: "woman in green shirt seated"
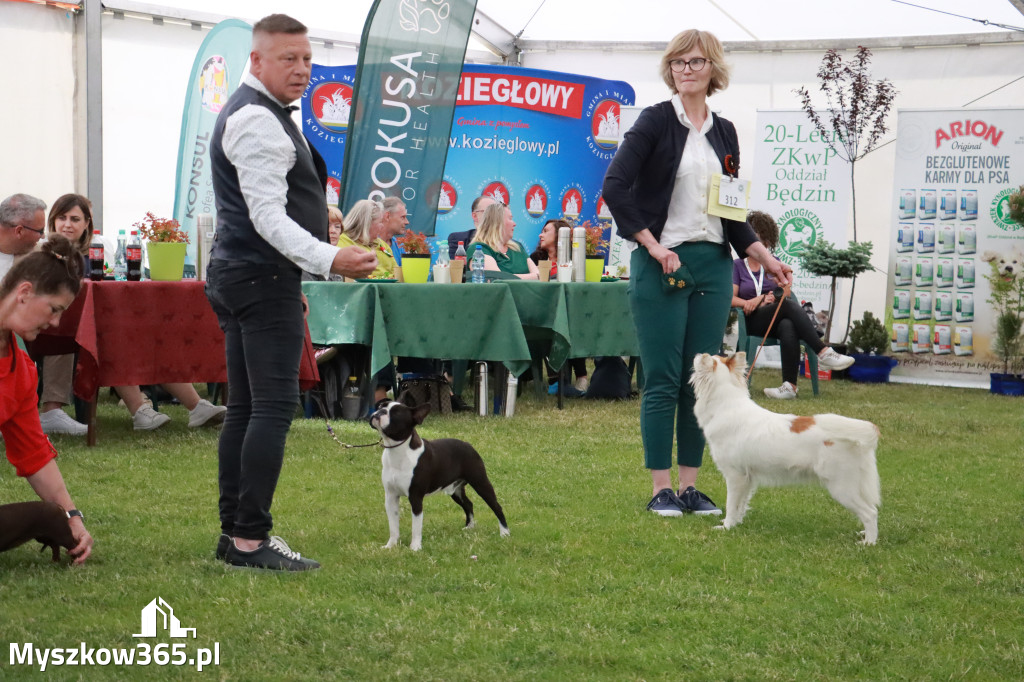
(469, 203, 539, 279)
(338, 199, 397, 279)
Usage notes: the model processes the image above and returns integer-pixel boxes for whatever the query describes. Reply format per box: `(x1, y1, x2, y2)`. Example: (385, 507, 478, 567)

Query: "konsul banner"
(303, 64, 634, 251)
(751, 110, 852, 339)
(885, 108, 1024, 388)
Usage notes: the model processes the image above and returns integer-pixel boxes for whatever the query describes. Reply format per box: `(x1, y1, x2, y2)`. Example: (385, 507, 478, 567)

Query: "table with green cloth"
(302, 280, 638, 391)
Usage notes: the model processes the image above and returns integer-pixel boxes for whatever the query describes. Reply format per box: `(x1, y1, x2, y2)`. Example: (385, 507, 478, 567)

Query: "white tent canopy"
(1, 0, 1022, 325)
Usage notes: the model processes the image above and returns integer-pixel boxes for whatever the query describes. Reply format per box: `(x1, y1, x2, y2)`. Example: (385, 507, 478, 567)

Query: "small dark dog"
(0, 501, 77, 561)
(369, 399, 509, 551)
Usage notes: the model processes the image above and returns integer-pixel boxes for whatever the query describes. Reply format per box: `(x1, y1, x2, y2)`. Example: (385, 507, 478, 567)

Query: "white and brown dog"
(691, 353, 881, 544)
(369, 400, 509, 551)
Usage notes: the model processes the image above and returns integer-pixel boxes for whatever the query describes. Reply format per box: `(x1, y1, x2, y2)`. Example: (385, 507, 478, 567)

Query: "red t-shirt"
(1, 334, 58, 477)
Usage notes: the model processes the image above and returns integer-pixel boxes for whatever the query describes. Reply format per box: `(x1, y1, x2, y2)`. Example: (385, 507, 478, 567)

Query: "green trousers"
(628, 241, 733, 470)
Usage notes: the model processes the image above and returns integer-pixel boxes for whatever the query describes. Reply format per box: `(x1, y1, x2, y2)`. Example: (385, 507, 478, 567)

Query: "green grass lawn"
(2, 373, 1022, 681)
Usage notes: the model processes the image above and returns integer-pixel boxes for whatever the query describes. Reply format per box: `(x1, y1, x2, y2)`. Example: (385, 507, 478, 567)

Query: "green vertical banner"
(172, 19, 252, 271)
(341, 0, 478, 236)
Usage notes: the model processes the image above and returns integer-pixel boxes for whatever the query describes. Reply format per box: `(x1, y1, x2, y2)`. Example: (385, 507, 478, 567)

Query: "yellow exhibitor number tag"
(708, 173, 750, 221)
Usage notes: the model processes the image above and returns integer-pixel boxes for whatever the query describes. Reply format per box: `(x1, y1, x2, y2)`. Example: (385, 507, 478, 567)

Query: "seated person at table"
(38, 194, 92, 435)
(447, 195, 495, 260)
(327, 206, 343, 246)
(732, 210, 854, 400)
(530, 218, 590, 393)
(469, 203, 539, 280)
(35, 195, 226, 432)
(377, 197, 407, 272)
(1, 234, 93, 563)
(337, 199, 395, 279)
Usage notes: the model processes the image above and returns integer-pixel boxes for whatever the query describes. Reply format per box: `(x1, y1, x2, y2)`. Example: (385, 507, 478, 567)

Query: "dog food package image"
(932, 325, 952, 354)
(894, 256, 913, 286)
(918, 189, 937, 219)
(897, 223, 915, 253)
(957, 224, 976, 254)
(914, 256, 934, 287)
(911, 324, 932, 353)
(935, 258, 954, 288)
(937, 223, 956, 253)
(916, 223, 935, 253)
(893, 289, 911, 319)
(898, 189, 917, 219)
(956, 259, 975, 288)
(955, 292, 974, 322)
(940, 189, 957, 220)
(959, 189, 978, 220)
(891, 323, 910, 352)
(954, 326, 974, 355)
(913, 290, 933, 320)
(934, 292, 953, 321)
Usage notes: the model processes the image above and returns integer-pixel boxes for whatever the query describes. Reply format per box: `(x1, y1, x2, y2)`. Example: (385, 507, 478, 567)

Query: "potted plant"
(583, 221, 609, 282)
(984, 260, 1024, 395)
(846, 310, 897, 383)
(134, 212, 190, 281)
(799, 239, 874, 344)
(396, 229, 430, 283)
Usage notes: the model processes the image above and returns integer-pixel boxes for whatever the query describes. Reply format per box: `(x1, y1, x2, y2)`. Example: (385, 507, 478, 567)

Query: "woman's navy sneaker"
(646, 488, 684, 517)
(678, 486, 722, 515)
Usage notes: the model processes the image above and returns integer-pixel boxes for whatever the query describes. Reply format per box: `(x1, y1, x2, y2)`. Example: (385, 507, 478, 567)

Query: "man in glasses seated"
(0, 194, 47, 280)
(447, 194, 495, 260)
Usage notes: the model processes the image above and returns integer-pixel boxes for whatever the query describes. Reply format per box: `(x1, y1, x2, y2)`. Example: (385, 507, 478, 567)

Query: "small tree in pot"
(984, 260, 1024, 378)
(798, 239, 874, 342)
(849, 310, 889, 355)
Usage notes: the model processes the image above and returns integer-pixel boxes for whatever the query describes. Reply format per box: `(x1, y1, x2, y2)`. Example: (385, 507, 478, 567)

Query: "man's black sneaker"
(225, 536, 320, 571)
(216, 533, 230, 561)
(646, 488, 684, 517)
(678, 486, 722, 516)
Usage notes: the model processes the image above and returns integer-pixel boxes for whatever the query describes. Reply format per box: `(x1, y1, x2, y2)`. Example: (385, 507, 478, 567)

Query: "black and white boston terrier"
(369, 400, 510, 551)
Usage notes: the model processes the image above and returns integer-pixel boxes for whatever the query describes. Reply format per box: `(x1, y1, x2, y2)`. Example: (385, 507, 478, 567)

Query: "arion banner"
(750, 110, 852, 340)
(884, 108, 1024, 388)
(339, 0, 478, 236)
(171, 19, 252, 273)
(303, 63, 634, 251)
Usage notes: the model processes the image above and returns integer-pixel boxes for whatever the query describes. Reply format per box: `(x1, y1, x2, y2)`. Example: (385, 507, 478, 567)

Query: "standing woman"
(0, 234, 93, 563)
(602, 29, 792, 516)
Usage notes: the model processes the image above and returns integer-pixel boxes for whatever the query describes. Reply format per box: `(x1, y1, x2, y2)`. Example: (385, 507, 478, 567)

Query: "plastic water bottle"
(341, 375, 361, 421)
(471, 244, 486, 283)
(436, 241, 450, 267)
(126, 231, 143, 281)
(113, 230, 128, 281)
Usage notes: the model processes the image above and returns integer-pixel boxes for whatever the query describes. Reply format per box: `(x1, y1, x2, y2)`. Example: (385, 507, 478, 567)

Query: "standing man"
(0, 194, 47, 279)
(447, 195, 494, 259)
(206, 14, 377, 571)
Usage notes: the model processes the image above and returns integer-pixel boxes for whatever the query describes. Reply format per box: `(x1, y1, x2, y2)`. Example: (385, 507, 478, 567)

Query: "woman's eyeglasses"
(669, 58, 709, 73)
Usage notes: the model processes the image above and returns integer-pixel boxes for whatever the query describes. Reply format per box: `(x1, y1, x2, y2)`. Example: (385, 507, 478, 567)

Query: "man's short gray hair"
(381, 197, 405, 214)
(0, 193, 46, 228)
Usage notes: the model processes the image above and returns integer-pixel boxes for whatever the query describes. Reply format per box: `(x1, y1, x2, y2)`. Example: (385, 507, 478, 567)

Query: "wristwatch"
(66, 509, 85, 521)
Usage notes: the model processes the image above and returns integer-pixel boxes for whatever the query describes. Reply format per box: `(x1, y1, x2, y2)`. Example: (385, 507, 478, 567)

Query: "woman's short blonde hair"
(342, 199, 382, 245)
(327, 205, 344, 226)
(660, 29, 730, 97)
(471, 202, 520, 253)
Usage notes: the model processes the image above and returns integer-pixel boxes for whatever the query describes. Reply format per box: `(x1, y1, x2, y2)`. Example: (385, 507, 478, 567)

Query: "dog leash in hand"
(745, 284, 792, 382)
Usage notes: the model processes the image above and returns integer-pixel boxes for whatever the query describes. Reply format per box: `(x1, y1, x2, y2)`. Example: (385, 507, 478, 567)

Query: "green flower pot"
(147, 242, 187, 281)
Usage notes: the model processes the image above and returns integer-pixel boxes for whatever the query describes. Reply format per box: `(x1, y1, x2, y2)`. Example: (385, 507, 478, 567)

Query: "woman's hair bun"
(41, 233, 84, 280)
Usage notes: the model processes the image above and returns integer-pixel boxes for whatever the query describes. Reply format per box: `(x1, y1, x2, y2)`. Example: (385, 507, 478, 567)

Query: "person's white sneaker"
(133, 405, 171, 431)
(39, 409, 88, 436)
(188, 399, 227, 428)
(574, 376, 590, 392)
(764, 381, 798, 400)
(817, 347, 855, 371)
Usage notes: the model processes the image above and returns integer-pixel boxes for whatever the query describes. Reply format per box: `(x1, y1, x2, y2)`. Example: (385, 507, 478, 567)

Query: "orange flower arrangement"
(133, 212, 190, 244)
(396, 229, 429, 255)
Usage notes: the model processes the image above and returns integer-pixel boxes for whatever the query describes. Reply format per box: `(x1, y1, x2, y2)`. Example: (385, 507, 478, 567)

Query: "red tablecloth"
(29, 280, 318, 398)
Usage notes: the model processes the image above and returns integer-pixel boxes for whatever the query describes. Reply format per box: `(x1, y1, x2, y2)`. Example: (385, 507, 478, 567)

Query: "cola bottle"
(88, 233, 105, 281)
(126, 230, 143, 281)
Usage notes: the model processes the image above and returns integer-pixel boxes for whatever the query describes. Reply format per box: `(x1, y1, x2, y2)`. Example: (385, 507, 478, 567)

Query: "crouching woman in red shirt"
(0, 234, 93, 564)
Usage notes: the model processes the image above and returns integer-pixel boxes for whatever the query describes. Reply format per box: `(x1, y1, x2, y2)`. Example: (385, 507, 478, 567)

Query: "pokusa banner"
(339, 0, 478, 236)
(884, 108, 1024, 388)
(171, 19, 252, 273)
(750, 110, 852, 341)
(303, 63, 635, 251)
